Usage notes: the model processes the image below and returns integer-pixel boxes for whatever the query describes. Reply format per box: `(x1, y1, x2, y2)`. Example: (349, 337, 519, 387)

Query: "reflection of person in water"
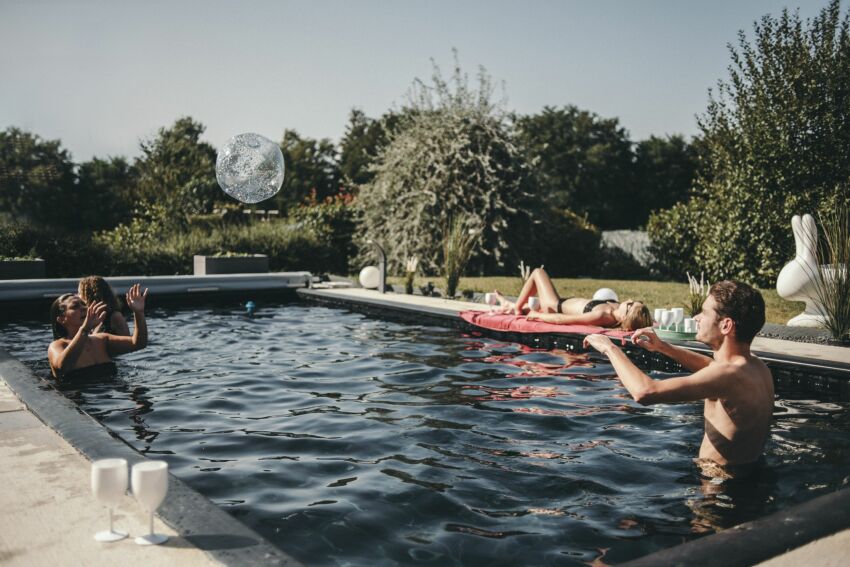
(48, 284, 148, 381)
(583, 280, 773, 480)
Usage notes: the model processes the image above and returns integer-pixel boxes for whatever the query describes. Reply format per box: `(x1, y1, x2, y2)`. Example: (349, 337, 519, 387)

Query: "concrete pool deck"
(0, 379, 220, 566)
(300, 286, 850, 566)
(0, 350, 299, 566)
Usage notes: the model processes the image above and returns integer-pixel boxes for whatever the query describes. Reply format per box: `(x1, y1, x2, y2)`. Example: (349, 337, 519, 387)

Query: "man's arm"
(584, 334, 733, 405)
(631, 328, 713, 372)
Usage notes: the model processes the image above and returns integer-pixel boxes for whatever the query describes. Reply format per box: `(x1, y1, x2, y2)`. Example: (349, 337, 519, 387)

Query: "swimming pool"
(2, 301, 849, 565)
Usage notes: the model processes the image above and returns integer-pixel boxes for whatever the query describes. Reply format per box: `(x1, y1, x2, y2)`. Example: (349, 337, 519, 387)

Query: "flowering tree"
(355, 56, 531, 275)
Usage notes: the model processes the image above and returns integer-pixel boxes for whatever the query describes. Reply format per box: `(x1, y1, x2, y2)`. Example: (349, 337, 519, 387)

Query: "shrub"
(646, 199, 704, 279)
(289, 189, 357, 275)
(94, 217, 336, 276)
(356, 55, 531, 275)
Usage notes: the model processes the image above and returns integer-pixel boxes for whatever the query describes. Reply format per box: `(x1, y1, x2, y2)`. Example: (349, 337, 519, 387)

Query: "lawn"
(389, 276, 803, 326)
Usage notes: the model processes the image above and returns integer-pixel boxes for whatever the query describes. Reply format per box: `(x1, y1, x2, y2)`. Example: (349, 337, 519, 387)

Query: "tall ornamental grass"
(808, 204, 850, 341)
(443, 218, 479, 298)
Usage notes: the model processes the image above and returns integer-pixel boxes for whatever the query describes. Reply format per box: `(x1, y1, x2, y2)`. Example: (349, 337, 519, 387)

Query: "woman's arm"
(48, 302, 106, 375)
(105, 284, 148, 356)
(527, 310, 616, 326)
(111, 311, 131, 336)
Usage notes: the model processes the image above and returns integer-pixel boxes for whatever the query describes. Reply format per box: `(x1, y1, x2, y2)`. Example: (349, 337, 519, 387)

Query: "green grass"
(388, 276, 803, 326)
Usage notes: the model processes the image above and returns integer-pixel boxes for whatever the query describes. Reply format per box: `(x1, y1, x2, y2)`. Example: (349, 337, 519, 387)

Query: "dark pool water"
(2, 301, 849, 565)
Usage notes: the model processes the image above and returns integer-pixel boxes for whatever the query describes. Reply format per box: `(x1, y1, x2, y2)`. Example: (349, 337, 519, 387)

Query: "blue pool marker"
(245, 301, 256, 317)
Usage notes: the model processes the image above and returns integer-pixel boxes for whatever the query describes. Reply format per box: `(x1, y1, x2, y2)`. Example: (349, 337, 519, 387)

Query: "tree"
(275, 129, 340, 212)
(134, 117, 219, 224)
(356, 57, 532, 274)
(650, 1, 850, 285)
(515, 106, 635, 229)
(76, 156, 137, 230)
(633, 135, 698, 223)
(0, 127, 77, 228)
(338, 108, 401, 188)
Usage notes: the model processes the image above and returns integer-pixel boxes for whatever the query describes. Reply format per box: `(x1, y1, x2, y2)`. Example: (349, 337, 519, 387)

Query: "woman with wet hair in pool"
(78, 275, 130, 336)
(494, 267, 653, 331)
(48, 284, 148, 381)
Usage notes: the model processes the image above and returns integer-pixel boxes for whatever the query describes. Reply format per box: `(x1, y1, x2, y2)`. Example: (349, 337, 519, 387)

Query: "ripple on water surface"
(2, 301, 850, 566)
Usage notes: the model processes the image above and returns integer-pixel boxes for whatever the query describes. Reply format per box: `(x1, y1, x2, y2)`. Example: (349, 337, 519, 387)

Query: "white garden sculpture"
(776, 214, 829, 327)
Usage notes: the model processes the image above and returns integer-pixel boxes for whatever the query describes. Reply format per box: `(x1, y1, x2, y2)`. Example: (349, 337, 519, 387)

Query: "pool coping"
(0, 347, 300, 566)
(297, 286, 850, 566)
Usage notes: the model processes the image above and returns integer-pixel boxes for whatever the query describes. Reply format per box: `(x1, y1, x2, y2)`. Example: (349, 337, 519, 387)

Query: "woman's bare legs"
(513, 268, 561, 315)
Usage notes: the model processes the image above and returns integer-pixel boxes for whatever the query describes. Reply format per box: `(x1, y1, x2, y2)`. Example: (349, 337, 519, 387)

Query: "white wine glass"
(660, 310, 674, 330)
(91, 458, 128, 542)
(484, 292, 497, 312)
(528, 296, 541, 311)
(653, 308, 664, 326)
(671, 308, 685, 332)
(132, 461, 169, 545)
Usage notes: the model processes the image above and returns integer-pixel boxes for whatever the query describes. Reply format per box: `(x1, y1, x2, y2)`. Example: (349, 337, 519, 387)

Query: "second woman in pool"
(495, 267, 653, 331)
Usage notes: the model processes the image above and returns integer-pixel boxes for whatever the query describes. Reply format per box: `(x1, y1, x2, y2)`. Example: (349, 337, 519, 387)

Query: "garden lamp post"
(367, 239, 387, 293)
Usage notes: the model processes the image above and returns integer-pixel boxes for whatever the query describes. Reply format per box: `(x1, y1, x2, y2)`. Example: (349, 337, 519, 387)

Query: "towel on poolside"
(459, 310, 632, 339)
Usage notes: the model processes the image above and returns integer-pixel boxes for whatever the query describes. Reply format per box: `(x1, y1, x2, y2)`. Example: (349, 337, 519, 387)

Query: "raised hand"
(83, 301, 107, 333)
(630, 327, 664, 352)
(583, 333, 616, 355)
(125, 283, 148, 314)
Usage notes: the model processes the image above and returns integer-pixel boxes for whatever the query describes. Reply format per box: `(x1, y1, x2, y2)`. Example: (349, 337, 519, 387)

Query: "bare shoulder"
(48, 337, 69, 354)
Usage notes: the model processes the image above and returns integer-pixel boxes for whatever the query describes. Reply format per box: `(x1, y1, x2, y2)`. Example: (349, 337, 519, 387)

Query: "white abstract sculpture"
(776, 214, 828, 327)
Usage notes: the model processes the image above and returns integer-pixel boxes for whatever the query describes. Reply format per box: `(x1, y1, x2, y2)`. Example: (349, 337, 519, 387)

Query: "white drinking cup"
(684, 318, 696, 333)
(528, 296, 541, 311)
(671, 308, 685, 332)
(660, 310, 674, 330)
(484, 292, 498, 306)
(132, 461, 169, 545)
(653, 308, 664, 325)
(91, 459, 129, 542)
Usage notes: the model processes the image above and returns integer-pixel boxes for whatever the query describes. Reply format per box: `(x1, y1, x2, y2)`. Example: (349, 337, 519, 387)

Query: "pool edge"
(0, 347, 300, 567)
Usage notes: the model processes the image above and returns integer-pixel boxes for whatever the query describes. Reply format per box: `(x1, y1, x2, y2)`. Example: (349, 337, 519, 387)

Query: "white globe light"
(359, 266, 380, 289)
(592, 287, 619, 302)
(215, 133, 285, 204)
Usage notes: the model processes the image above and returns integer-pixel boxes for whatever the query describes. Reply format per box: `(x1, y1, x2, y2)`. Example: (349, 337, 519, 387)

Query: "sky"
(0, 0, 831, 162)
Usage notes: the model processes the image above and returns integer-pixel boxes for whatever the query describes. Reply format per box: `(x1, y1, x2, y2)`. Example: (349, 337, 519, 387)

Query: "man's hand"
(583, 334, 617, 356)
(125, 283, 148, 314)
(83, 301, 107, 333)
(630, 327, 665, 352)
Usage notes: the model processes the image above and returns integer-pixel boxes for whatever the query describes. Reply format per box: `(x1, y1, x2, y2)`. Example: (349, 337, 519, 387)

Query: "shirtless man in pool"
(583, 280, 774, 476)
(48, 284, 148, 381)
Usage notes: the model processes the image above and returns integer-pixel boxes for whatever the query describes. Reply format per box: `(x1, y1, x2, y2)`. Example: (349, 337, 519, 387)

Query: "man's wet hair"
(709, 280, 765, 344)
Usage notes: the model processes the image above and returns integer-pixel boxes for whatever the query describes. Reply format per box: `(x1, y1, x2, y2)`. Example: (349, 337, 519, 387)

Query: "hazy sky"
(0, 0, 829, 162)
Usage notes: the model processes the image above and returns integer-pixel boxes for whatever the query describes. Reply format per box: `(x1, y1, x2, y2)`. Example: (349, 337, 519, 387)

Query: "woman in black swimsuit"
(48, 284, 148, 381)
(494, 267, 652, 331)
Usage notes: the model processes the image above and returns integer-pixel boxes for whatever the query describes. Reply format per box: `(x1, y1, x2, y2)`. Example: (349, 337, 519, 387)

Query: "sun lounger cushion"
(459, 310, 632, 339)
